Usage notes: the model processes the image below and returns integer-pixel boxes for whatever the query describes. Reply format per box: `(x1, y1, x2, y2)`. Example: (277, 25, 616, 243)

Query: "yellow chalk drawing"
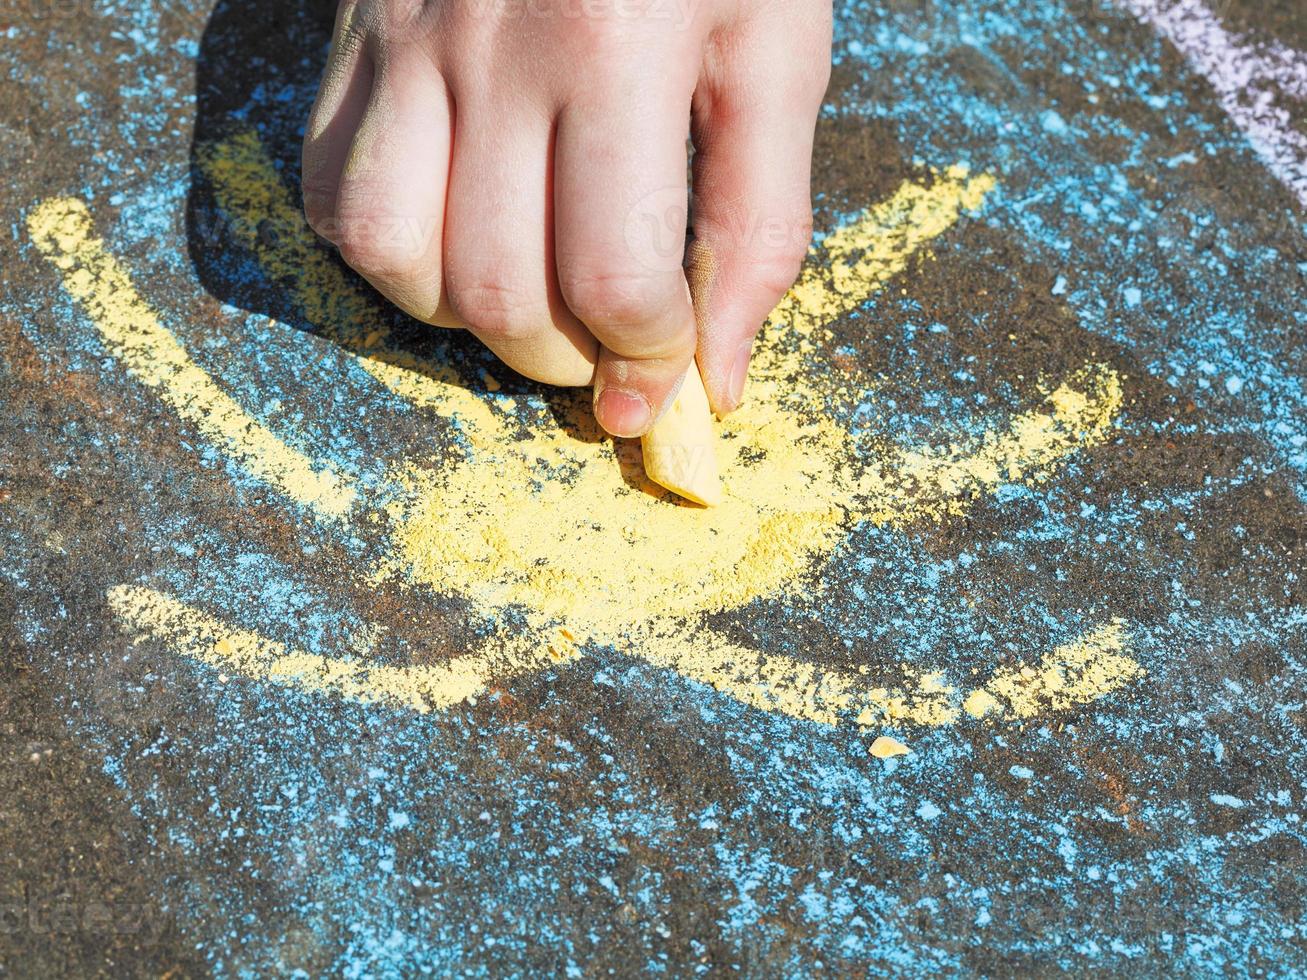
(624, 617, 1142, 727)
(864, 364, 1123, 524)
(106, 584, 576, 712)
(35, 131, 1144, 728)
(973, 618, 1143, 720)
(27, 197, 355, 519)
(107, 584, 1141, 726)
(627, 622, 961, 727)
(777, 164, 997, 336)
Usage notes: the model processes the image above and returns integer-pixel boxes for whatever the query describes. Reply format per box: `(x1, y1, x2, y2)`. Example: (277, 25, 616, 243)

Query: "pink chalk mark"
(1125, 0, 1307, 209)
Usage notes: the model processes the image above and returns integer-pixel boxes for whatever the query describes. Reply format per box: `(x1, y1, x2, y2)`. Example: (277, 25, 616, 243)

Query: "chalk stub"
(870, 735, 911, 759)
(641, 366, 723, 506)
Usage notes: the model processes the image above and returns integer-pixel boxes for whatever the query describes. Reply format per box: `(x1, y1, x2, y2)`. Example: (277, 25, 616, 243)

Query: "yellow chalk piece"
(106, 584, 569, 713)
(870, 735, 911, 758)
(640, 367, 722, 506)
(27, 197, 355, 519)
(981, 618, 1141, 719)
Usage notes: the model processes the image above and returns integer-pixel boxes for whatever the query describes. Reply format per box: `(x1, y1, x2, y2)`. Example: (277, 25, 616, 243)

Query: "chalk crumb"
(870, 735, 910, 759)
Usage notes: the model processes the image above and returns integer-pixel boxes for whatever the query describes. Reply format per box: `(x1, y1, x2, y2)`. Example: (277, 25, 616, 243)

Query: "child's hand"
(303, 0, 831, 436)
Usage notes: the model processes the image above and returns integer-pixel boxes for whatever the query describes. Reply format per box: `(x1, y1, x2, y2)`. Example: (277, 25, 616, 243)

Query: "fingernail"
(725, 339, 754, 411)
(595, 386, 653, 438)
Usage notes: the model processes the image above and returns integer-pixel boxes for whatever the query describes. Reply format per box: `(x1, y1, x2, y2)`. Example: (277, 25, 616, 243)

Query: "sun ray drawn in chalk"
(108, 584, 1137, 728)
(27, 197, 356, 519)
(31, 133, 1143, 728)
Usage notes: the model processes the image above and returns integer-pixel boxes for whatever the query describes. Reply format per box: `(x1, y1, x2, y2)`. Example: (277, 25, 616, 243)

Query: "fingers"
(442, 107, 598, 387)
(689, 11, 831, 414)
(554, 92, 698, 438)
(330, 52, 453, 323)
(302, 1, 373, 233)
(303, 1, 828, 425)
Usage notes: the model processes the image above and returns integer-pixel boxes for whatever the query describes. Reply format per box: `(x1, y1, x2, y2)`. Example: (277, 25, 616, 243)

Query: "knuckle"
(333, 199, 437, 282)
(559, 266, 673, 330)
(747, 221, 812, 296)
(300, 182, 337, 236)
(556, 8, 634, 49)
(337, 233, 427, 284)
(335, 19, 368, 57)
(447, 276, 542, 342)
(355, 0, 424, 36)
(387, 0, 428, 32)
(303, 203, 333, 241)
(751, 245, 808, 298)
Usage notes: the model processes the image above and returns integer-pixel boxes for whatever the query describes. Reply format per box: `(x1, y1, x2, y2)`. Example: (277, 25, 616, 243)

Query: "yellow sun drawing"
(27, 131, 1141, 730)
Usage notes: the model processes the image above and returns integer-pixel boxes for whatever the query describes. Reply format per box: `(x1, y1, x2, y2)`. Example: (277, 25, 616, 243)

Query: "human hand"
(302, 0, 831, 437)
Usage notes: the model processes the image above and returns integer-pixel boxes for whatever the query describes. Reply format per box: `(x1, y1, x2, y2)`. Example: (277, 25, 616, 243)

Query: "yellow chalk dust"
(980, 618, 1141, 719)
(26, 197, 355, 518)
(106, 584, 572, 712)
(963, 689, 1002, 719)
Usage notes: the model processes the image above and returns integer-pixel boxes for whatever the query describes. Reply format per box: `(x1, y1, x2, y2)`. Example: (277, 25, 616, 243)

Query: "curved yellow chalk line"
(640, 619, 1140, 727)
(108, 584, 1140, 726)
(633, 622, 958, 727)
(776, 163, 997, 336)
(862, 362, 1123, 526)
(106, 584, 578, 713)
(197, 131, 498, 430)
(27, 197, 356, 519)
(964, 618, 1143, 719)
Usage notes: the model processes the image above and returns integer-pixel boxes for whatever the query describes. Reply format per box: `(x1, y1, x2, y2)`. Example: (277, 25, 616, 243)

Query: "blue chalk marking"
(1040, 109, 1070, 135)
(3, 0, 1303, 975)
